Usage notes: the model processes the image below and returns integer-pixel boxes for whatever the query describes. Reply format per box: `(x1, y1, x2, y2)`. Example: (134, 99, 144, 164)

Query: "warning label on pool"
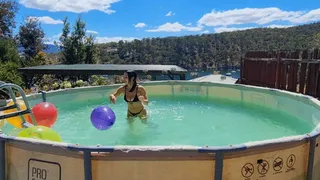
(28, 158, 61, 180)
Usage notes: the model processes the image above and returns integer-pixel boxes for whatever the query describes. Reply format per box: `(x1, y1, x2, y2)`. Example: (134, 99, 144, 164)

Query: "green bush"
(0, 61, 23, 87)
(61, 81, 72, 89)
(74, 80, 85, 87)
(89, 75, 111, 86)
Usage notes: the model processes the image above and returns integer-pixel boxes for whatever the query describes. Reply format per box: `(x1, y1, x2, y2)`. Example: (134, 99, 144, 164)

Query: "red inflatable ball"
(27, 102, 58, 127)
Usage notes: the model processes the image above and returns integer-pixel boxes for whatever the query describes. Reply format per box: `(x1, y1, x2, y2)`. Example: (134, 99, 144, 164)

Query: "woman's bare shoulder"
(115, 85, 126, 93)
(137, 85, 146, 92)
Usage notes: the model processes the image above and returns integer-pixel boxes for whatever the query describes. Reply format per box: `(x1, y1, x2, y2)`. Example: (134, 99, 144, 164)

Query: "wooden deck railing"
(238, 48, 320, 98)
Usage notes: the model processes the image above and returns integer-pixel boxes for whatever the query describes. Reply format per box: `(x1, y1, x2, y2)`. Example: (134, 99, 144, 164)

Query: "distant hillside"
(97, 22, 320, 70)
(45, 44, 60, 54)
(18, 44, 60, 54)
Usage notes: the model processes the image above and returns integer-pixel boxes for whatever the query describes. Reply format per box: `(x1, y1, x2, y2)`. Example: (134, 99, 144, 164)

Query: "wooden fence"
(238, 48, 320, 98)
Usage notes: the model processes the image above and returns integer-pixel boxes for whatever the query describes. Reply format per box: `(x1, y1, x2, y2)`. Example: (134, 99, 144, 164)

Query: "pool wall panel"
(172, 84, 208, 97)
(312, 135, 320, 180)
(207, 86, 242, 101)
(92, 157, 215, 180)
(145, 84, 173, 96)
(223, 141, 310, 180)
(5, 141, 85, 180)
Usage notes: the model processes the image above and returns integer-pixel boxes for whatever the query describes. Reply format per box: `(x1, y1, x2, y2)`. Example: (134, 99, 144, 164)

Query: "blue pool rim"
(0, 80, 320, 180)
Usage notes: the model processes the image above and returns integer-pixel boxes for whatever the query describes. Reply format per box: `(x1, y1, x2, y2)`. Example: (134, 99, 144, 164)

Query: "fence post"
(240, 57, 243, 83)
(275, 57, 281, 89)
(0, 139, 5, 180)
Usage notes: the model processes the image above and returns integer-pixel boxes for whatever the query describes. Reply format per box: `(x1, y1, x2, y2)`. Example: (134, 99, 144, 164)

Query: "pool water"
(2, 95, 314, 146)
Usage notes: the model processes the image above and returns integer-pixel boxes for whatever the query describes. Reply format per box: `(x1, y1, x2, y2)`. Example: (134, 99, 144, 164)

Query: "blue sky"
(14, 0, 320, 44)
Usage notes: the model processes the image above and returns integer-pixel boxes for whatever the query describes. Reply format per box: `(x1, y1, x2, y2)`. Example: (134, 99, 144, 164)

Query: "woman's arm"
(138, 86, 149, 105)
(109, 86, 124, 104)
(111, 86, 124, 97)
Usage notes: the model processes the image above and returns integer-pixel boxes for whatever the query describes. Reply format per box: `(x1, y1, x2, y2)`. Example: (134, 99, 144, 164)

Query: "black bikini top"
(124, 85, 139, 102)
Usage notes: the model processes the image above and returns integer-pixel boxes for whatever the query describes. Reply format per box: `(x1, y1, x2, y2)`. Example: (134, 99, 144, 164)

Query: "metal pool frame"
(0, 81, 320, 180)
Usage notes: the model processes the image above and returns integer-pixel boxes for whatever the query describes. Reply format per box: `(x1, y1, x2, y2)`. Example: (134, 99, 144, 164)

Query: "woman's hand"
(138, 95, 148, 105)
(138, 95, 144, 102)
(109, 94, 117, 104)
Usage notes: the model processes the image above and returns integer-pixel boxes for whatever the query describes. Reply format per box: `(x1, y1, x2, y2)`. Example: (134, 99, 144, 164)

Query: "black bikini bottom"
(128, 108, 144, 116)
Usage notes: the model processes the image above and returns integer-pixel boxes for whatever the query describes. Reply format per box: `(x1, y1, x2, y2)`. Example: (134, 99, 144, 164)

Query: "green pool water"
(3, 95, 315, 146)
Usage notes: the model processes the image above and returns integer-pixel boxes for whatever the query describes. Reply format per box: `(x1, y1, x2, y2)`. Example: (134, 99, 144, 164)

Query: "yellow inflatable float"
(3, 99, 29, 128)
(17, 125, 62, 142)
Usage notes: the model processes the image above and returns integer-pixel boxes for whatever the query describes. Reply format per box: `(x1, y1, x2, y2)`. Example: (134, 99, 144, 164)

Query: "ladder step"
(22, 121, 33, 128)
(0, 104, 18, 111)
(0, 109, 31, 120)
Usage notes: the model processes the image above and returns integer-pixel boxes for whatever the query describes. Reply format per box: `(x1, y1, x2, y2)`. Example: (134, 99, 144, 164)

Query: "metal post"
(180, 73, 186, 80)
(307, 136, 317, 180)
(0, 139, 5, 180)
(7, 87, 27, 125)
(39, 91, 47, 102)
(83, 151, 92, 180)
(214, 152, 223, 180)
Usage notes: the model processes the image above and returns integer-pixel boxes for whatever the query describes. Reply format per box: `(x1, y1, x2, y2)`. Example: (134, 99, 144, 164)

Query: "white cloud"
(214, 24, 293, 33)
(95, 36, 139, 43)
(266, 24, 294, 28)
(45, 33, 138, 44)
(289, 8, 320, 24)
(44, 33, 62, 44)
(166, 11, 175, 16)
(202, 30, 210, 34)
(86, 30, 99, 34)
(147, 7, 314, 34)
(134, 23, 146, 28)
(27, 16, 63, 24)
(198, 7, 320, 27)
(19, 0, 121, 14)
(214, 27, 254, 33)
(146, 22, 203, 32)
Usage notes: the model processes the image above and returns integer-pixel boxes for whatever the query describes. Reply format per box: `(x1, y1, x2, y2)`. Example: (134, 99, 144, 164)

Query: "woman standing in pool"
(109, 70, 149, 120)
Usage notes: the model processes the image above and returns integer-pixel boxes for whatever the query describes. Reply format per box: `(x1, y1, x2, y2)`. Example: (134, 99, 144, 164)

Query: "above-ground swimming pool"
(1, 81, 320, 180)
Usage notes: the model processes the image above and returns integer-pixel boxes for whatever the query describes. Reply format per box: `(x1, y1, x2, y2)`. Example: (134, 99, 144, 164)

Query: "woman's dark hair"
(126, 70, 138, 92)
